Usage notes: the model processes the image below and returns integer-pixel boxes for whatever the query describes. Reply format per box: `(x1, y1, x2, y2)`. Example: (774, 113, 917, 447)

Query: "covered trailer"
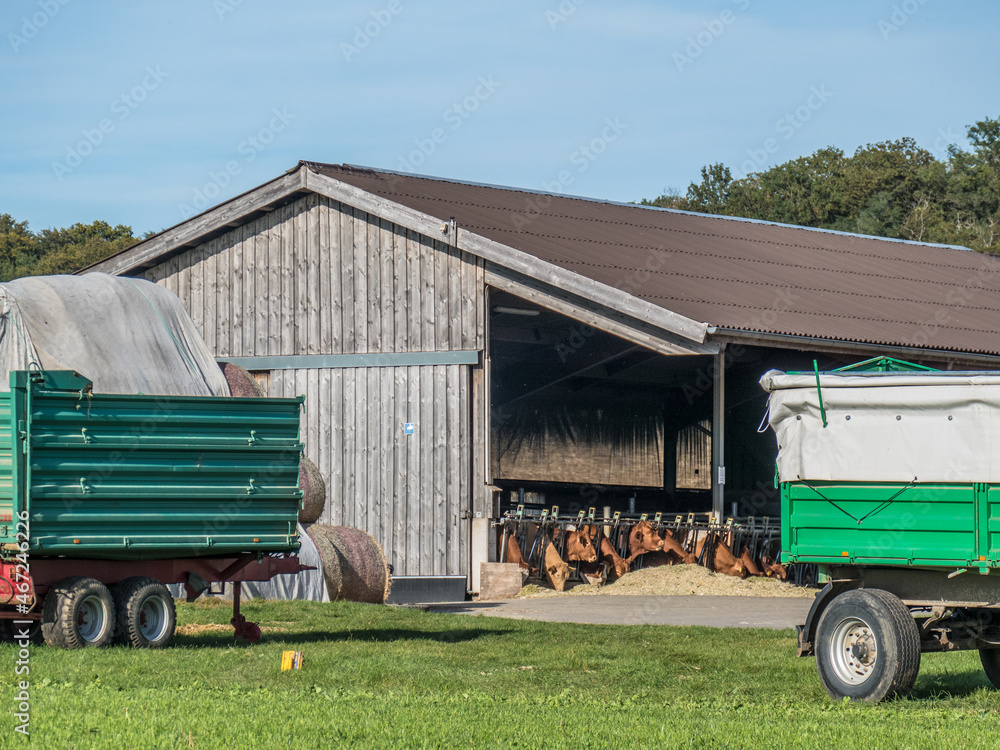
(0, 274, 308, 648)
(762, 358, 1000, 701)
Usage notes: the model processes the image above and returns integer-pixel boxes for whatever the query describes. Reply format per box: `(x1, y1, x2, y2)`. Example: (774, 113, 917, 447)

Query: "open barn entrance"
(488, 290, 721, 519)
(486, 290, 909, 525)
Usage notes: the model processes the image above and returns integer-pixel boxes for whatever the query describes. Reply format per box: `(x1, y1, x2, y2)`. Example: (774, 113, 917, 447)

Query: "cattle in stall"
(564, 528, 598, 563)
(542, 539, 571, 591)
(504, 533, 534, 575)
(642, 529, 697, 567)
(760, 540, 788, 580)
(695, 532, 747, 578)
(553, 526, 599, 564)
(581, 526, 630, 581)
(738, 545, 763, 577)
(627, 521, 665, 561)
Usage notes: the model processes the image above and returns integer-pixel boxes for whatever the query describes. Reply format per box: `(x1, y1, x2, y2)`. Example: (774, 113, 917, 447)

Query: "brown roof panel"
(305, 162, 1000, 355)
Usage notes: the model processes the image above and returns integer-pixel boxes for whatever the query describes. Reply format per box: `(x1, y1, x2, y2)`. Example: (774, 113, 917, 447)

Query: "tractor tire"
(41, 577, 115, 649)
(113, 577, 176, 649)
(815, 588, 920, 702)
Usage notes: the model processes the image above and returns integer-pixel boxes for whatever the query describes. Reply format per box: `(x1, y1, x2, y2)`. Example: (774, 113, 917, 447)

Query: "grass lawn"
(1, 597, 999, 748)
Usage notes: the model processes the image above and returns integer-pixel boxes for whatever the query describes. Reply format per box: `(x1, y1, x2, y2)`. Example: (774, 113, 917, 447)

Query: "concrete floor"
(425, 595, 814, 629)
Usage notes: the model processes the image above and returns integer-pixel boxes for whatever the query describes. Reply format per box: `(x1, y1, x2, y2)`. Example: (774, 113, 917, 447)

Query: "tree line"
(0, 216, 139, 282)
(641, 116, 1000, 253)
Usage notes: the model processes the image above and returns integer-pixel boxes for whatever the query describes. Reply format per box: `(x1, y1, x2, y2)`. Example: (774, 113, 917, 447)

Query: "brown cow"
(553, 527, 599, 564)
(695, 532, 747, 578)
(542, 539, 571, 591)
(504, 533, 534, 575)
(642, 529, 697, 567)
(739, 545, 763, 577)
(581, 526, 630, 581)
(760, 541, 788, 580)
(627, 521, 665, 559)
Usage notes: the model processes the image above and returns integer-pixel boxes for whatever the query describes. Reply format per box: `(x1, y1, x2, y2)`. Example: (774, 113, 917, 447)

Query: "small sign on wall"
(404, 422, 415, 435)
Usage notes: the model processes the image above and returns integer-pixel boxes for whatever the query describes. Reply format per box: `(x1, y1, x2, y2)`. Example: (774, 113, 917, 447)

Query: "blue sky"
(2, 0, 998, 235)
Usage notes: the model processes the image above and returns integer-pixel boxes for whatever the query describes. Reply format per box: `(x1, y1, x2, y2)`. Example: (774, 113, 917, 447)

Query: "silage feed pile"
(305, 524, 390, 604)
(516, 564, 816, 599)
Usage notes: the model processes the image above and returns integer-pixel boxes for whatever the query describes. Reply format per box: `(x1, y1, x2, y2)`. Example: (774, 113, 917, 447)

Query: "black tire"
(0, 619, 42, 644)
(980, 648, 1000, 688)
(815, 588, 921, 702)
(113, 577, 176, 649)
(41, 577, 115, 649)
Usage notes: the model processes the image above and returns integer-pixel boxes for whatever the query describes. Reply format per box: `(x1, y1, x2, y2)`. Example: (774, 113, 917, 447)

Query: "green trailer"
(762, 358, 1000, 701)
(0, 370, 305, 649)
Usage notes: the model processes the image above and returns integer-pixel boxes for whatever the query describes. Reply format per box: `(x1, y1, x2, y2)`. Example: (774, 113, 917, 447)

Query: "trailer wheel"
(815, 588, 920, 702)
(114, 577, 176, 649)
(41, 577, 115, 649)
(979, 649, 1000, 688)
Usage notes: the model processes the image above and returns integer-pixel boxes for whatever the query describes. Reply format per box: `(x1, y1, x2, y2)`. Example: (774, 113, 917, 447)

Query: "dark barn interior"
(488, 290, 905, 521)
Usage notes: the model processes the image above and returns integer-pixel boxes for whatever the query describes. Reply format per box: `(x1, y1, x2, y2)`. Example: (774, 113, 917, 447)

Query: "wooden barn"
(87, 162, 1000, 593)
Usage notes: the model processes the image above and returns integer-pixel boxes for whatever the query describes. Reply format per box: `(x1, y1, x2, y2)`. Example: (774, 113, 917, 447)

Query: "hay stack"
(298, 456, 326, 524)
(220, 361, 327, 523)
(305, 524, 390, 604)
(220, 362, 267, 398)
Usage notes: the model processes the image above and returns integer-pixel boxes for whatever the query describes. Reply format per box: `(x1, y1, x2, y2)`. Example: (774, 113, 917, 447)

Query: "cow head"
(565, 530, 598, 563)
(629, 521, 665, 555)
(543, 543, 571, 591)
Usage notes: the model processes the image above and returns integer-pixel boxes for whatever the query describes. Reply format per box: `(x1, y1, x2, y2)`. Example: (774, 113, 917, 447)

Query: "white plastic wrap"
(0, 273, 229, 396)
(761, 369, 1000, 483)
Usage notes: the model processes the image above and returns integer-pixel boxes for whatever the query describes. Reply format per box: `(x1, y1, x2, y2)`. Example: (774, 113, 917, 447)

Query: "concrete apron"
(424, 595, 813, 629)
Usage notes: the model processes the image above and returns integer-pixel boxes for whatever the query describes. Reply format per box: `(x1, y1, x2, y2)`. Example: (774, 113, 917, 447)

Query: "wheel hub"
(829, 617, 878, 685)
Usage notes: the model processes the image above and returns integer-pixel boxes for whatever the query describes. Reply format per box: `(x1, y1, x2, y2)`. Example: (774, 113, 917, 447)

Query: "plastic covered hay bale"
(305, 524, 390, 604)
(219, 362, 267, 398)
(298, 456, 326, 524)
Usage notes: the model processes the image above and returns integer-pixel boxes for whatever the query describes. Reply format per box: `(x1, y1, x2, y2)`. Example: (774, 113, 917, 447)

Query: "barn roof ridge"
(318, 161, 973, 255)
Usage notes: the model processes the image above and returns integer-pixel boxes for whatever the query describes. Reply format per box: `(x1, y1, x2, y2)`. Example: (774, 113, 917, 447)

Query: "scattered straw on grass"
(516, 564, 816, 599)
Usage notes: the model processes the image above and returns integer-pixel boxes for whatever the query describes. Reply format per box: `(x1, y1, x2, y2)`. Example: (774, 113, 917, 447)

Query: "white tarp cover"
(3, 274, 323, 601)
(167, 525, 330, 603)
(0, 273, 229, 396)
(761, 369, 1000, 483)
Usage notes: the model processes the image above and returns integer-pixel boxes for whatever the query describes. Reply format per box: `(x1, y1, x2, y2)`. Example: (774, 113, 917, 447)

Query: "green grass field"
(1, 598, 999, 748)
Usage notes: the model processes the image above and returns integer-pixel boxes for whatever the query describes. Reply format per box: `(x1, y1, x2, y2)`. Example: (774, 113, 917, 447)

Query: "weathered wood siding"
(139, 194, 487, 578)
(268, 365, 471, 576)
(144, 194, 486, 357)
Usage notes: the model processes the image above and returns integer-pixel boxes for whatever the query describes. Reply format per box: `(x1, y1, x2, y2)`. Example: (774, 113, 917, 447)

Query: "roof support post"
(712, 347, 726, 521)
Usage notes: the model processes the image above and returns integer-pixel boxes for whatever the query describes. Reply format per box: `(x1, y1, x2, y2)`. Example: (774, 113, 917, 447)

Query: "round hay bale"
(298, 456, 326, 524)
(305, 524, 390, 604)
(219, 361, 267, 398)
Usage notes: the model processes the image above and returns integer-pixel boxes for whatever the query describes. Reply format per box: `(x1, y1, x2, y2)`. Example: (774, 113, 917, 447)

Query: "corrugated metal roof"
(306, 162, 1000, 356)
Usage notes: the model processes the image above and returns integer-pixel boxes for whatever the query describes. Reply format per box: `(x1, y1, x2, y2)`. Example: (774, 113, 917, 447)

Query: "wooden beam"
(83, 169, 309, 276)
(484, 266, 718, 357)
